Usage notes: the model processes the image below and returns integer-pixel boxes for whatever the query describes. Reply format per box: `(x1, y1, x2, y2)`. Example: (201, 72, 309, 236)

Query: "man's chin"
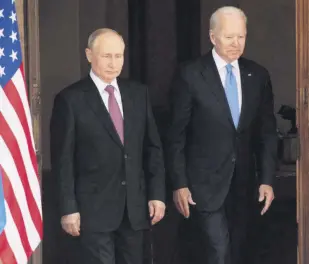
(228, 55, 241, 61)
(103, 75, 117, 82)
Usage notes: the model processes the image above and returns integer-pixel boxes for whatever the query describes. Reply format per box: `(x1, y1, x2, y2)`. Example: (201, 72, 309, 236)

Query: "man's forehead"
(219, 13, 246, 25)
(92, 34, 124, 49)
(216, 16, 246, 32)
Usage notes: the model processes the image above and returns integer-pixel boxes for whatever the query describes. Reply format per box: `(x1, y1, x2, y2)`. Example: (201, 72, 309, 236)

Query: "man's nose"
(232, 37, 239, 46)
(108, 58, 116, 68)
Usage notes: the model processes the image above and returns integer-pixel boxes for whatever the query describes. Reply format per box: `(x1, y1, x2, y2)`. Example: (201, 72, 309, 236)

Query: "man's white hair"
(210, 6, 247, 31)
(87, 28, 124, 49)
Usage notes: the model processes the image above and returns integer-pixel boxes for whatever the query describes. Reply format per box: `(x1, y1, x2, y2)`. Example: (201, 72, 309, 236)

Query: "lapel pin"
(248, 73, 252, 76)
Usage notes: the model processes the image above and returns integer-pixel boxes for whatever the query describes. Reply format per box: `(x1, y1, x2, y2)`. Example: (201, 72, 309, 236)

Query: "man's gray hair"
(87, 28, 124, 49)
(210, 6, 247, 31)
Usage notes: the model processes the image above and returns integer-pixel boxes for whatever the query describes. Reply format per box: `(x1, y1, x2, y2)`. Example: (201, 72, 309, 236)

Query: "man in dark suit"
(50, 28, 166, 264)
(165, 6, 277, 264)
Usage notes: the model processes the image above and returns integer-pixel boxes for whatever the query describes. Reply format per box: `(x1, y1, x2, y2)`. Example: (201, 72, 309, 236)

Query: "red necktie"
(105, 85, 124, 144)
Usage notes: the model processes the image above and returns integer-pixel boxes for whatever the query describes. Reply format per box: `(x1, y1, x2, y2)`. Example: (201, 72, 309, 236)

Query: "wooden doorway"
(296, 0, 309, 263)
(17, 0, 309, 263)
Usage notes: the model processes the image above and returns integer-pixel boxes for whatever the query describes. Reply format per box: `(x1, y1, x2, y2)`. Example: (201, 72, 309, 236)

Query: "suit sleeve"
(144, 87, 166, 202)
(50, 93, 78, 216)
(255, 72, 278, 186)
(165, 67, 192, 190)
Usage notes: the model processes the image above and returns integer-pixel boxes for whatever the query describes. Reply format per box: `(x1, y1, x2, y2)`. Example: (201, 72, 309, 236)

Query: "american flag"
(0, 0, 43, 263)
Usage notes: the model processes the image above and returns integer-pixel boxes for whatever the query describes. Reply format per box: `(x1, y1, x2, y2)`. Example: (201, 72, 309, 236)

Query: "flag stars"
(10, 50, 17, 62)
(9, 31, 17, 43)
(0, 9, 4, 18)
(9, 11, 17, 24)
(0, 48, 4, 59)
(0, 29, 4, 39)
(0, 66, 5, 78)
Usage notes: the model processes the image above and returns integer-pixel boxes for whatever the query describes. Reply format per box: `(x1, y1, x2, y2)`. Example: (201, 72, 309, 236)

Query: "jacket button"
(232, 157, 236, 163)
(124, 154, 128, 159)
(121, 181, 126, 186)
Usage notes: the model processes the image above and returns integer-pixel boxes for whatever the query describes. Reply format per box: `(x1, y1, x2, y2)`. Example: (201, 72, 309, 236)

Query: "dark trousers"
(79, 212, 144, 264)
(193, 173, 258, 264)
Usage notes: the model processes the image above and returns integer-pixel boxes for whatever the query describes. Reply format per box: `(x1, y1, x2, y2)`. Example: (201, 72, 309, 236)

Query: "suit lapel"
(83, 76, 123, 148)
(118, 78, 134, 147)
(200, 53, 235, 128)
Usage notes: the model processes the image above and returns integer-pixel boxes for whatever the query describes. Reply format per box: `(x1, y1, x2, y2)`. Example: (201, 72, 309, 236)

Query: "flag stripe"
(4, 77, 40, 182)
(0, 232, 17, 264)
(0, 167, 32, 256)
(0, 87, 42, 216)
(0, 138, 42, 252)
(0, 133, 42, 242)
(11, 68, 36, 153)
(3, 201, 28, 264)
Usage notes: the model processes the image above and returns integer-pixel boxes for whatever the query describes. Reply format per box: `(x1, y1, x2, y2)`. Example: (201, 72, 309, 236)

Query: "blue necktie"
(225, 64, 240, 127)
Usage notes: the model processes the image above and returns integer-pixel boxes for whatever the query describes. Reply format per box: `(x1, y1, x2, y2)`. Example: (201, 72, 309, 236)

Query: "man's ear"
(209, 30, 216, 46)
(85, 48, 92, 63)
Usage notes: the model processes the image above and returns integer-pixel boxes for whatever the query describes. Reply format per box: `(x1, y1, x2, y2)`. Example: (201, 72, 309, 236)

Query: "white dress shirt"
(90, 70, 124, 117)
(212, 48, 242, 112)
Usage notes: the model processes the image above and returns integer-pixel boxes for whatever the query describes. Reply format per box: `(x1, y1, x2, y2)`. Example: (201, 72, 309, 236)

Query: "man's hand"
(173, 187, 196, 218)
(148, 200, 166, 225)
(259, 184, 275, 215)
(61, 212, 81, 236)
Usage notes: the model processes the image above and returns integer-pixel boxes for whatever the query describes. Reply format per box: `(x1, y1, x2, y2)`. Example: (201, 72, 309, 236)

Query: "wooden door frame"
(296, 0, 309, 263)
(23, 0, 42, 263)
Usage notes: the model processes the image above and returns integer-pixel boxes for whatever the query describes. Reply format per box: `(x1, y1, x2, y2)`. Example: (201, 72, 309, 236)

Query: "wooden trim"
(25, 0, 42, 263)
(15, 0, 25, 66)
(26, 0, 41, 158)
(296, 0, 309, 263)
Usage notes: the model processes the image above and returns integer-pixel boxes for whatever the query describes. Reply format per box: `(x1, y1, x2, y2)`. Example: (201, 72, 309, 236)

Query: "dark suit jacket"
(50, 76, 165, 232)
(165, 51, 278, 212)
